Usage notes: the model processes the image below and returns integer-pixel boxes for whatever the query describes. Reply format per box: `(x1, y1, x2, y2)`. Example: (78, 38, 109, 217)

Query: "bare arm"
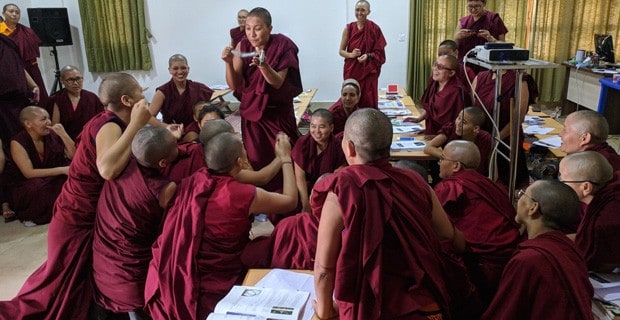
(252, 52, 288, 90)
(51, 104, 60, 125)
(429, 189, 466, 252)
(235, 157, 282, 186)
(294, 162, 311, 213)
(181, 131, 198, 143)
(24, 70, 40, 104)
(313, 191, 343, 319)
(339, 26, 360, 59)
(499, 81, 529, 140)
(10, 140, 68, 178)
(96, 99, 151, 180)
(158, 182, 177, 209)
(424, 134, 448, 158)
(454, 24, 470, 42)
(48, 123, 76, 159)
(222, 44, 244, 91)
(147, 90, 168, 127)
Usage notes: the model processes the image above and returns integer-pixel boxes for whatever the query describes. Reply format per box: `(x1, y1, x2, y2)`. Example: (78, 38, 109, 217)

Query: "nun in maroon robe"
(311, 159, 452, 319)
(341, 19, 386, 109)
(456, 7, 508, 63)
(291, 132, 346, 196)
(0, 34, 30, 146)
(144, 167, 256, 320)
(483, 231, 593, 320)
(575, 173, 620, 271)
(155, 79, 214, 127)
(270, 211, 319, 270)
(230, 27, 245, 48)
(434, 169, 522, 305)
(586, 143, 620, 171)
(438, 122, 493, 176)
(421, 76, 470, 136)
(48, 88, 104, 140)
(160, 141, 206, 184)
(92, 158, 171, 315)
(235, 33, 302, 191)
(7, 129, 70, 224)
(0, 111, 126, 319)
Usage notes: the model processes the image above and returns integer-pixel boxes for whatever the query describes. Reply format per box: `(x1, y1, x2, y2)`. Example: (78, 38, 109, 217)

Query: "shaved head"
(131, 126, 177, 168)
(439, 54, 459, 70)
(394, 160, 429, 182)
(248, 7, 272, 27)
(199, 119, 234, 145)
(19, 106, 47, 125)
(529, 180, 580, 231)
(464, 106, 486, 127)
(344, 108, 392, 162)
(98, 73, 141, 109)
(566, 110, 609, 144)
(561, 151, 614, 187)
(311, 108, 334, 125)
(205, 132, 243, 174)
(168, 54, 188, 66)
(356, 0, 371, 9)
(444, 140, 481, 169)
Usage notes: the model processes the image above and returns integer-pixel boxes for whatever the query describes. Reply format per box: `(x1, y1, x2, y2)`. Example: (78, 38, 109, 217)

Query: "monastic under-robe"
(310, 159, 451, 319)
(291, 132, 346, 191)
(47, 88, 104, 140)
(156, 79, 214, 127)
(0, 111, 126, 320)
(586, 143, 620, 171)
(7, 130, 70, 224)
(482, 231, 593, 320)
(434, 169, 522, 305)
(160, 141, 206, 184)
(438, 122, 493, 176)
(457, 11, 508, 63)
(421, 76, 470, 136)
(92, 158, 169, 313)
(144, 168, 256, 320)
(575, 173, 620, 271)
(237, 34, 302, 191)
(342, 20, 386, 108)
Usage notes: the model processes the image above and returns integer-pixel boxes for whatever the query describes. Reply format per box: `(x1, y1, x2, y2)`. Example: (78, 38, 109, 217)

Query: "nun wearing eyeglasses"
(454, 0, 508, 63)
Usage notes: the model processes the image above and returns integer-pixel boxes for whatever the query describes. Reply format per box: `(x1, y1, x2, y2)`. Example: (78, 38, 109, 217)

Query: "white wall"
(17, 0, 410, 102)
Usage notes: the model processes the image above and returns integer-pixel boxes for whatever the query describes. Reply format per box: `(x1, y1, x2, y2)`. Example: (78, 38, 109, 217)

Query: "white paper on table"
(393, 126, 422, 134)
(381, 109, 411, 117)
(255, 269, 316, 320)
(532, 136, 562, 148)
(523, 125, 554, 135)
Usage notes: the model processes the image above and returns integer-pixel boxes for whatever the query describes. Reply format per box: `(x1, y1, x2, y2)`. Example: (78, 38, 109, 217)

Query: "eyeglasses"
(467, 4, 483, 9)
(63, 77, 83, 84)
(557, 173, 599, 186)
(516, 189, 537, 202)
(438, 154, 462, 166)
(432, 61, 454, 71)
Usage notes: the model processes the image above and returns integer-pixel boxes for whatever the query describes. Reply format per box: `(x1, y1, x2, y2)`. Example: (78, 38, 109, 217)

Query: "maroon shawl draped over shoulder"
(270, 211, 319, 270)
(311, 159, 450, 319)
(439, 122, 492, 176)
(328, 99, 355, 135)
(0, 111, 126, 320)
(47, 88, 104, 140)
(457, 11, 508, 61)
(160, 142, 206, 184)
(586, 143, 620, 171)
(8, 23, 48, 103)
(156, 79, 214, 126)
(145, 168, 256, 320)
(343, 20, 386, 108)
(93, 159, 169, 312)
(421, 77, 470, 135)
(230, 26, 245, 48)
(237, 34, 302, 188)
(291, 133, 346, 190)
(483, 231, 593, 320)
(0, 34, 29, 145)
(575, 173, 620, 270)
(7, 130, 69, 224)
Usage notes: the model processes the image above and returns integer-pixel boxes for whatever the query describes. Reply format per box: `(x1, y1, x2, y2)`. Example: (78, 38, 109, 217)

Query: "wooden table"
(524, 108, 566, 158)
(294, 88, 318, 126)
(210, 89, 233, 112)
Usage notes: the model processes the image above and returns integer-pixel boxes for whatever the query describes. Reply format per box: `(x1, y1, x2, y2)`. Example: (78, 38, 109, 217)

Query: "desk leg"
(598, 85, 609, 114)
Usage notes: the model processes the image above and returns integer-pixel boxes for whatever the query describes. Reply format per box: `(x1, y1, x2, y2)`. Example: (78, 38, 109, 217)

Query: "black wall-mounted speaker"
(27, 8, 73, 47)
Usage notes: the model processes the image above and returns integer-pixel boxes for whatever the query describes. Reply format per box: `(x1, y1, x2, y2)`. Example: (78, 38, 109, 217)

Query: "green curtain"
(78, 0, 152, 72)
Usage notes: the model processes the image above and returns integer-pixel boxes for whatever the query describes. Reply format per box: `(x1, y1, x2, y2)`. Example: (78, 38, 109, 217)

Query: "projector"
(476, 44, 530, 62)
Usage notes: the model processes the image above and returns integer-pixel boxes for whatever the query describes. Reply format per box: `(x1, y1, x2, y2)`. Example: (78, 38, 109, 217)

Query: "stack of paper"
(381, 109, 412, 117)
(378, 100, 406, 109)
(532, 135, 562, 148)
(523, 125, 554, 135)
(391, 140, 426, 152)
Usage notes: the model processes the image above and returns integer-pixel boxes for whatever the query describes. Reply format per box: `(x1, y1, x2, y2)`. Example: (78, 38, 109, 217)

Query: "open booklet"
(206, 285, 310, 320)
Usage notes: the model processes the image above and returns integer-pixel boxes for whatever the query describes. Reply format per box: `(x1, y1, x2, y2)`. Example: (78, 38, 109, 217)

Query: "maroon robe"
(439, 122, 492, 176)
(0, 111, 126, 320)
(586, 143, 620, 171)
(291, 132, 346, 191)
(457, 11, 508, 63)
(434, 170, 521, 305)
(156, 79, 214, 126)
(237, 34, 302, 191)
(329, 99, 364, 135)
(310, 159, 450, 319)
(474, 70, 529, 187)
(47, 88, 104, 140)
(230, 26, 245, 48)
(7, 130, 69, 224)
(483, 231, 593, 320)
(182, 120, 200, 138)
(144, 168, 256, 320)
(342, 20, 386, 108)
(421, 76, 470, 135)
(7, 23, 49, 104)
(575, 173, 620, 270)
(0, 34, 30, 146)
(92, 158, 169, 312)
(160, 142, 206, 184)
(270, 211, 319, 270)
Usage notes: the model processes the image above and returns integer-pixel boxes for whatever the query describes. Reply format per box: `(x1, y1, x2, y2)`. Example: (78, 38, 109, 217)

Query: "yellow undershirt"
(0, 21, 15, 36)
